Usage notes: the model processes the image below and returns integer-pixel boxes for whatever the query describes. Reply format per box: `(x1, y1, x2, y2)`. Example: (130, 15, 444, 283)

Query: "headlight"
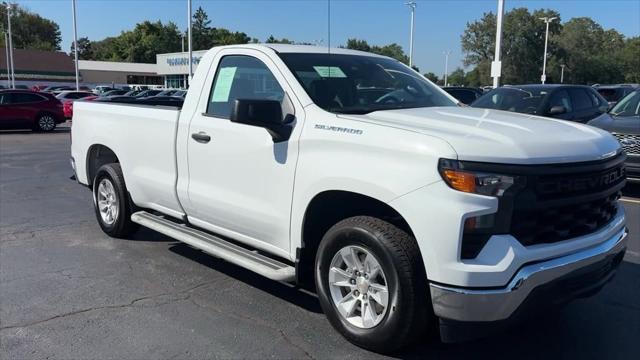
(438, 159, 515, 197)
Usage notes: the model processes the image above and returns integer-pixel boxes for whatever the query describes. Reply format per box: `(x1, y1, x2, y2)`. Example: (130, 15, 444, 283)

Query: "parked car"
(56, 91, 95, 102)
(442, 86, 484, 105)
(123, 90, 143, 97)
(71, 44, 627, 352)
(157, 89, 179, 96)
(0, 90, 65, 131)
(472, 84, 609, 122)
(134, 89, 162, 98)
(588, 89, 640, 182)
(93, 86, 115, 94)
(101, 89, 129, 97)
(172, 90, 187, 98)
(595, 84, 638, 109)
(63, 95, 98, 119)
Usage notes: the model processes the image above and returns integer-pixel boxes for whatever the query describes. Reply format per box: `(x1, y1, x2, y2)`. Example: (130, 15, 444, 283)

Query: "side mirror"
(548, 105, 566, 115)
(230, 99, 294, 142)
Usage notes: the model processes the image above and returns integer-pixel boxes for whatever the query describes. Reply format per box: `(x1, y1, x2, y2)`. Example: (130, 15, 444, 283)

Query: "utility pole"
(560, 64, 565, 84)
(181, 32, 186, 89)
(5, 2, 15, 89)
(187, 0, 193, 83)
(4, 32, 9, 87)
(443, 50, 451, 86)
(72, 0, 79, 90)
(539, 16, 556, 84)
(491, 0, 504, 88)
(405, 2, 416, 68)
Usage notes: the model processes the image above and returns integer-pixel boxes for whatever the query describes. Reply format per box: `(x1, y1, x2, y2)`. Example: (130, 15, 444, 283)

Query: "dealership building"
(1, 48, 212, 89)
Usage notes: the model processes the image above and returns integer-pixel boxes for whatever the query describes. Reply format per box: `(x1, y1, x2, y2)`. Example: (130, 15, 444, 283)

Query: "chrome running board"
(131, 211, 295, 282)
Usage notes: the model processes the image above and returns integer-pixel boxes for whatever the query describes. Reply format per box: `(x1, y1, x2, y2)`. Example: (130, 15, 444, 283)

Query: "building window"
(127, 75, 163, 85)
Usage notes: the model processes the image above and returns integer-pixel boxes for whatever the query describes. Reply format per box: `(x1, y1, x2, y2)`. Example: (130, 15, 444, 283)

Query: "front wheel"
(92, 163, 138, 238)
(315, 216, 431, 353)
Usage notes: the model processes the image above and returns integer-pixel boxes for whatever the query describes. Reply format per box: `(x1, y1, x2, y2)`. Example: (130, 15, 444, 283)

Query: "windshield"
(610, 90, 640, 117)
(471, 87, 548, 114)
(278, 53, 456, 114)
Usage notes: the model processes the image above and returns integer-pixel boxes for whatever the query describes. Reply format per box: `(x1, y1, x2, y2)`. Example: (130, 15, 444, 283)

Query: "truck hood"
(339, 107, 621, 164)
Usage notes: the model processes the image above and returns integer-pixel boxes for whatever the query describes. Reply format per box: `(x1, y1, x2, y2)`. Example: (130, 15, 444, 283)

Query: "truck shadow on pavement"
(163, 233, 639, 359)
(167, 243, 323, 314)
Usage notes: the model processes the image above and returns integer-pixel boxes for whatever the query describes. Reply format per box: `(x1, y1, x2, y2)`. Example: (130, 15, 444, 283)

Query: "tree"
(0, 4, 61, 51)
(620, 37, 640, 83)
(346, 38, 410, 65)
(554, 17, 625, 84)
(447, 68, 466, 86)
(423, 72, 439, 83)
(192, 6, 212, 50)
(461, 8, 561, 85)
(70, 37, 93, 60)
(266, 35, 294, 44)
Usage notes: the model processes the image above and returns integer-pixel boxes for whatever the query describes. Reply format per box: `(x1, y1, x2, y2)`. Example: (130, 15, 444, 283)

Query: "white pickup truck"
(71, 44, 628, 352)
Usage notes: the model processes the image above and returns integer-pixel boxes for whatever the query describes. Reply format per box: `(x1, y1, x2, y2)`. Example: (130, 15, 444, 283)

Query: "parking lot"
(1, 125, 638, 359)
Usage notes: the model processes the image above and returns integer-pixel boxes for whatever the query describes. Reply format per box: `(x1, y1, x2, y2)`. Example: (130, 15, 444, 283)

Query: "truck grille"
(612, 133, 640, 155)
(508, 154, 626, 247)
(511, 191, 620, 246)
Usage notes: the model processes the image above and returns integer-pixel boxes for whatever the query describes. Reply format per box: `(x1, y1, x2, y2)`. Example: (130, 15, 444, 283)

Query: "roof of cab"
(217, 43, 388, 58)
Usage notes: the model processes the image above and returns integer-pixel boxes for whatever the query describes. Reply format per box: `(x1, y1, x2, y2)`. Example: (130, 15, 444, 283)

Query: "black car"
(588, 89, 640, 182)
(134, 89, 163, 98)
(472, 84, 609, 123)
(442, 87, 484, 105)
(595, 84, 638, 109)
(101, 89, 129, 97)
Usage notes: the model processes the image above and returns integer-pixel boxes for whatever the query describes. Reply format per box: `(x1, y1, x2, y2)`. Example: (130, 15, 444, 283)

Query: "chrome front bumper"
(430, 226, 628, 322)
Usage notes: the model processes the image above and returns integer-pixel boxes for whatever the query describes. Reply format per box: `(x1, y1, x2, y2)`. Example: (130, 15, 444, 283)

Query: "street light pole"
(187, 0, 193, 82)
(539, 16, 556, 84)
(405, 1, 416, 68)
(5, 2, 15, 89)
(491, 0, 504, 88)
(71, 0, 79, 91)
(443, 50, 451, 86)
(560, 64, 565, 83)
(4, 32, 10, 87)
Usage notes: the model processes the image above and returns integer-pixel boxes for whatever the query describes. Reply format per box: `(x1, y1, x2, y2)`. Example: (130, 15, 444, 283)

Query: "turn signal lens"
(438, 159, 516, 197)
(442, 170, 476, 193)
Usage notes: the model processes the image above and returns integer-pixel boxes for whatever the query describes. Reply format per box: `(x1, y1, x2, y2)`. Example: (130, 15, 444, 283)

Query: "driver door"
(184, 50, 304, 257)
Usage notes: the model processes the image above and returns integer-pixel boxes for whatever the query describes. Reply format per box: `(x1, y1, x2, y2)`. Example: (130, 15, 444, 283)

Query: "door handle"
(191, 132, 211, 143)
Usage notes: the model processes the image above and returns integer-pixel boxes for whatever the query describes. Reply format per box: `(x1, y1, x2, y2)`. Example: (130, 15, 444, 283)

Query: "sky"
(13, 0, 640, 75)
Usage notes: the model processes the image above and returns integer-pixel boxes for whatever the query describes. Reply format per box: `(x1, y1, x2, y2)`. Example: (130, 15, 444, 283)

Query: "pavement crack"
(0, 279, 217, 331)
(187, 296, 315, 359)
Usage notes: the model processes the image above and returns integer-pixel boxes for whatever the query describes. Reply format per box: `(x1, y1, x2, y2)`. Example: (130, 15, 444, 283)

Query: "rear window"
(471, 87, 547, 114)
(597, 88, 622, 102)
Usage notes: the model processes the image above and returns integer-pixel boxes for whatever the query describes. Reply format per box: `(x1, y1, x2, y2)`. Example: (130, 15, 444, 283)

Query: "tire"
(315, 216, 431, 353)
(34, 113, 57, 132)
(92, 163, 138, 238)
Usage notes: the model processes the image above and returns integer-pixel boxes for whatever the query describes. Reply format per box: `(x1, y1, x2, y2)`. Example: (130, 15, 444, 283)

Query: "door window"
(548, 90, 573, 112)
(569, 89, 594, 111)
(0, 93, 11, 104)
(206, 55, 284, 119)
(12, 93, 45, 104)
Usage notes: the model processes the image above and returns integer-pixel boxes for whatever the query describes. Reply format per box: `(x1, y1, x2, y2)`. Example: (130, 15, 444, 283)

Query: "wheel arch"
(296, 190, 420, 289)
(85, 144, 120, 187)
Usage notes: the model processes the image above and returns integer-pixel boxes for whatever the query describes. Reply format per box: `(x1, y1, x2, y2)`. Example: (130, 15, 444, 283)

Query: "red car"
(63, 95, 98, 119)
(0, 90, 65, 131)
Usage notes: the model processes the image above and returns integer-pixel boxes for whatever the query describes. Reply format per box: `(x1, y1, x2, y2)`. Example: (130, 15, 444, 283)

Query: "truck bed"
(72, 101, 184, 217)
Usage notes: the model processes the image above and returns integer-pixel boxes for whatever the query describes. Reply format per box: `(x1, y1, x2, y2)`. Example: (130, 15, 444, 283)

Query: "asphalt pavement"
(1, 125, 639, 359)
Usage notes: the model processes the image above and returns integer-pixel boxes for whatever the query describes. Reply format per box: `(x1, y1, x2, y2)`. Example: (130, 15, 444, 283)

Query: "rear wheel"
(92, 163, 138, 238)
(35, 113, 57, 132)
(315, 216, 431, 353)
